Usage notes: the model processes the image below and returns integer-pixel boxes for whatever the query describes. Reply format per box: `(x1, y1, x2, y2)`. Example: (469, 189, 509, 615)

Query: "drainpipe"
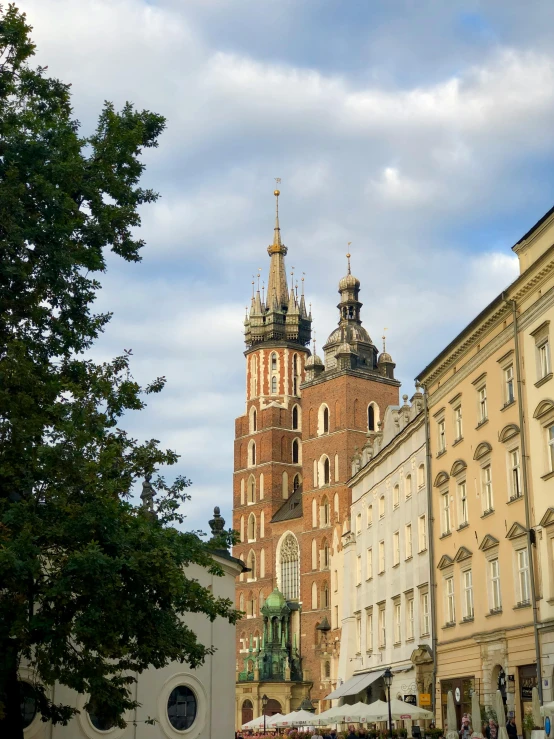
(422, 385, 438, 717)
(505, 295, 543, 702)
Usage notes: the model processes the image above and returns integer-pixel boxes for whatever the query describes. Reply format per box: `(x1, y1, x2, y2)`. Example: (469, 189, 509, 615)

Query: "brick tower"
(233, 197, 401, 729)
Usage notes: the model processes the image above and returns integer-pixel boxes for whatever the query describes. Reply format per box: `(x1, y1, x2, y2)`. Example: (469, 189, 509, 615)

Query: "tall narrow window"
(418, 463, 425, 488)
(367, 504, 373, 527)
(280, 534, 299, 600)
(312, 498, 317, 528)
(420, 592, 430, 635)
(293, 474, 301, 492)
(292, 353, 299, 396)
(260, 549, 265, 578)
(322, 584, 329, 608)
(356, 556, 362, 585)
(323, 457, 330, 485)
(378, 541, 385, 573)
(247, 514, 256, 541)
(405, 474, 412, 499)
(462, 569, 474, 620)
(445, 576, 455, 624)
(292, 405, 299, 430)
(333, 569, 338, 592)
(366, 548, 373, 579)
(271, 353, 278, 371)
(405, 524, 412, 559)
(517, 548, 530, 605)
(292, 438, 299, 464)
(379, 605, 386, 647)
(320, 496, 330, 527)
(252, 408, 257, 432)
(510, 448, 522, 499)
(442, 492, 451, 535)
(248, 476, 255, 504)
(538, 340, 551, 379)
(438, 419, 446, 452)
(505, 365, 515, 405)
(366, 610, 373, 651)
(393, 484, 399, 508)
(549, 424, 554, 472)
(458, 481, 468, 526)
(311, 582, 318, 610)
(311, 539, 317, 570)
(271, 376, 277, 394)
(356, 513, 362, 535)
(482, 465, 494, 512)
(407, 597, 414, 640)
(260, 511, 265, 538)
(393, 532, 400, 566)
(394, 602, 401, 644)
(454, 406, 463, 440)
(356, 614, 362, 653)
(489, 559, 502, 611)
(247, 550, 257, 580)
(322, 541, 330, 569)
(379, 495, 385, 518)
(478, 386, 488, 423)
(418, 515, 427, 552)
(249, 441, 256, 466)
(368, 404, 375, 431)
(323, 407, 329, 433)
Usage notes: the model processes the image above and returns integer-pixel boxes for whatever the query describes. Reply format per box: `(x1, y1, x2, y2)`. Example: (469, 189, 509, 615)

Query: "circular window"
(87, 699, 115, 732)
(19, 681, 38, 729)
(167, 685, 197, 731)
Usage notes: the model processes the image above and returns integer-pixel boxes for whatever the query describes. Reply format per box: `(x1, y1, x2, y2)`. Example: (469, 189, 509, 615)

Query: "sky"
(19, 0, 554, 534)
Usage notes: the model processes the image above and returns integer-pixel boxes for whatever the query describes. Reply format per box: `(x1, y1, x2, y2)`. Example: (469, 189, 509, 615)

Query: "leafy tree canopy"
(0, 4, 238, 735)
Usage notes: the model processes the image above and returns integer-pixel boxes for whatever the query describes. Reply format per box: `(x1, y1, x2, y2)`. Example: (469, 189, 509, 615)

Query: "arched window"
(260, 550, 265, 578)
(293, 474, 301, 492)
(405, 474, 412, 498)
(312, 498, 317, 528)
(248, 475, 255, 504)
(242, 699, 253, 726)
(323, 456, 330, 485)
(321, 538, 330, 569)
(418, 463, 425, 488)
(320, 496, 330, 527)
(334, 493, 339, 521)
(313, 458, 318, 487)
(246, 591, 255, 617)
(323, 407, 329, 433)
(260, 511, 265, 538)
(311, 539, 317, 570)
(250, 406, 257, 433)
(271, 376, 277, 394)
(247, 513, 256, 541)
(279, 533, 300, 600)
(318, 404, 330, 436)
(311, 581, 318, 610)
(240, 479, 245, 506)
(334, 454, 339, 481)
(324, 661, 331, 678)
(282, 471, 288, 499)
(271, 352, 278, 371)
(240, 516, 245, 543)
(321, 583, 329, 608)
(292, 405, 299, 430)
(368, 404, 375, 431)
(292, 438, 300, 464)
(248, 440, 256, 467)
(259, 473, 264, 500)
(247, 550, 257, 580)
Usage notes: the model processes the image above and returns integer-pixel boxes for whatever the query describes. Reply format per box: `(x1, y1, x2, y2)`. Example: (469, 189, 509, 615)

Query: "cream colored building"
(416, 206, 554, 733)
(18, 514, 244, 739)
(329, 390, 434, 710)
(514, 207, 554, 703)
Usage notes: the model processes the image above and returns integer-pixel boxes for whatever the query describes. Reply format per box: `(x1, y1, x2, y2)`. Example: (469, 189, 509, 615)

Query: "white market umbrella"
(272, 709, 318, 727)
(316, 701, 372, 724)
(471, 691, 484, 739)
(242, 713, 283, 730)
(447, 691, 458, 739)
(354, 699, 393, 722)
(389, 698, 435, 720)
(496, 691, 509, 739)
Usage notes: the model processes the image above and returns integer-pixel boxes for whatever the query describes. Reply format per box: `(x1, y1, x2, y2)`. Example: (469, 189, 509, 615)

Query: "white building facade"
(329, 390, 434, 709)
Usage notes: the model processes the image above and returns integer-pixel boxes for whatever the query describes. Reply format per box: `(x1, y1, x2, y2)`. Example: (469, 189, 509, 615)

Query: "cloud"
(19, 0, 554, 531)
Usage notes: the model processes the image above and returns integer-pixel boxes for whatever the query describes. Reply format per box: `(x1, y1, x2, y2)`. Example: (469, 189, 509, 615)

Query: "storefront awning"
(325, 670, 385, 700)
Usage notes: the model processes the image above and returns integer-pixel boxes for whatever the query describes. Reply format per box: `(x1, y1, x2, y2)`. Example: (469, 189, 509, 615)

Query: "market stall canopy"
(324, 669, 385, 700)
(241, 713, 283, 730)
(315, 701, 374, 724)
(272, 709, 318, 727)
(359, 698, 434, 722)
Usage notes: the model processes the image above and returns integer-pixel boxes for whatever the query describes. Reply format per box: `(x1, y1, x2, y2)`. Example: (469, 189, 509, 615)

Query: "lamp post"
(262, 694, 268, 734)
(383, 667, 393, 739)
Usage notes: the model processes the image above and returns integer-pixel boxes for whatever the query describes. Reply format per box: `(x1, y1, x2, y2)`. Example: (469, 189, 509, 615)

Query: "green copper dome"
(264, 588, 287, 608)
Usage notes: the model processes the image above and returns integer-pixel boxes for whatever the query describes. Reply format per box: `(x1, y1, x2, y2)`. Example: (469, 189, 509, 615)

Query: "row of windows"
(355, 517, 427, 582)
(356, 465, 426, 533)
(353, 590, 430, 653)
(248, 404, 302, 433)
(246, 437, 302, 467)
(442, 548, 530, 625)
(238, 471, 302, 506)
(249, 352, 302, 398)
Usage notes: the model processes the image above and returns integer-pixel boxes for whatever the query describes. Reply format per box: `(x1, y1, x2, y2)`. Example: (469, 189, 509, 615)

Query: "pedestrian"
(460, 714, 472, 739)
(346, 725, 358, 739)
(485, 719, 498, 739)
(506, 718, 517, 739)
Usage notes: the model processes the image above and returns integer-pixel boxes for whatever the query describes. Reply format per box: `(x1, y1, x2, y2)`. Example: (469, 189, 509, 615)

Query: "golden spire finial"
(346, 243, 352, 275)
(301, 272, 305, 295)
(270, 179, 282, 248)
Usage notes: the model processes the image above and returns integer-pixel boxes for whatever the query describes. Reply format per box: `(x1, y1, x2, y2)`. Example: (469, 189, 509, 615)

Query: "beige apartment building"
(416, 205, 554, 733)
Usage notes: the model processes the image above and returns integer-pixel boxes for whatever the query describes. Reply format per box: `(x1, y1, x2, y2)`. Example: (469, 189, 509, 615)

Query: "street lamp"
(262, 694, 268, 734)
(383, 667, 393, 738)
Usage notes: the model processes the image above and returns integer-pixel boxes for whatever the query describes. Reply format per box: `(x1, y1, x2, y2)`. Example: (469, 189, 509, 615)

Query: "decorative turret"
(244, 189, 312, 348)
(377, 332, 396, 379)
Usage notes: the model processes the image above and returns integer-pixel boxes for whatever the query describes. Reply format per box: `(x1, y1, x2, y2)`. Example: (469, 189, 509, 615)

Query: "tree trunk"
(0, 641, 24, 739)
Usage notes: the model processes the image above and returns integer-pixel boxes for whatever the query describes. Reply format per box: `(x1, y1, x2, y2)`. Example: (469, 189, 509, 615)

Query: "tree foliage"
(0, 4, 239, 735)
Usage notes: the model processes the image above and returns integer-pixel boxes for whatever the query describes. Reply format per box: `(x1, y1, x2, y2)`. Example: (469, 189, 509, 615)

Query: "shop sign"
(404, 695, 417, 705)
(419, 694, 431, 706)
(521, 678, 536, 701)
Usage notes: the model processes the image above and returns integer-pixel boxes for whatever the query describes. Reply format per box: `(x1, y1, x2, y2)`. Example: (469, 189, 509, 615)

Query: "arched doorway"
(264, 698, 282, 717)
(242, 699, 253, 725)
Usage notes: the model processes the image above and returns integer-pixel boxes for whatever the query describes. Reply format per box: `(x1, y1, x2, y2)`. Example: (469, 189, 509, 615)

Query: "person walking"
(506, 718, 517, 739)
(346, 725, 358, 739)
(485, 719, 498, 739)
(460, 714, 472, 739)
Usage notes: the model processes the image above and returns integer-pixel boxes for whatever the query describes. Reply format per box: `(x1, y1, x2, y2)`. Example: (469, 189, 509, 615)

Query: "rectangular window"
(510, 448, 522, 499)
(379, 496, 385, 518)
(393, 532, 400, 566)
(445, 576, 455, 624)
(438, 419, 446, 452)
(367, 504, 373, 527)
(334, 604, 339, 629)
(378, 541, 385, 573)
(420, 592, 430, 635)
(356, 555, 362, 585)
(539, 340, 551, 379)
(462, 569, 474, 620)
(458, 481, 468, 526)
(356, 513, 362, 535)
(517, 548, 531, 605)
(333, 569, 338, 592)
(505, 365, 515, 405)
(394, 601, 401, 644)
(379, 605, 386, 647)
(489, 558, 502, 612)
(482, 465, 494, 512)
(366, 610, 373, 652)
(356, 614, 362, 652)
(407, 597, 414, 640)
(393, 485, 399, 508)
(405, 475, 412, 499)
(479, 386, 488, 423)
(454, 406, 463, 440)
(366, 548, 373, 579)
(405, 524, 413, 559)
(418, 515, 427, 552)
(548, 424, 554, 472)
(442, 492, 451, 535)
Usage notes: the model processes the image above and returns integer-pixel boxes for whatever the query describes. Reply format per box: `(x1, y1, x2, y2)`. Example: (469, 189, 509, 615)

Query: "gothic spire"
(266, 188, 289, 310)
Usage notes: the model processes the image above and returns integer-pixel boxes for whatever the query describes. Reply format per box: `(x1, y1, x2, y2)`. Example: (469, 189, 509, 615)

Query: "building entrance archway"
(242, 699, 253, 725)
(264, 698, 282, 716)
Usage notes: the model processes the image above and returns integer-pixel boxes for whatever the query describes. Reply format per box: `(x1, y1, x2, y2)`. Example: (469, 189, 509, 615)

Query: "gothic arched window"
(247, 550, 257, 580)
(292, 405, 299, 430)
(323, 407, 329, 433)
(323, 457, 330, 485)
(293, 474, 301, 492)
(271, 376, 277, 394)
(368, 404, 375, 431)
(292, 438, 299, 464)
(247, 513, 256, 541)
(279, 533, 300, 600)
(271, 353, 278, 371)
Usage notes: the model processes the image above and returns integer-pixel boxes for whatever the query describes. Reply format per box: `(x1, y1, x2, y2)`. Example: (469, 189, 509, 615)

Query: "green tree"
(0, 5, 239, 736)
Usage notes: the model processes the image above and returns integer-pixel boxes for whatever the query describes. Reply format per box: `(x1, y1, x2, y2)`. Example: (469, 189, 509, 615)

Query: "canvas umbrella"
(355, 699, 394, 722)
(242, 713, 283, 730)
(496, 690, 509, 739)
(315, 701, 373, 724)
(388, 698, 435, 720)
(272, 709, 318, 727)
(533, 687, 543, 728)
(471, 691, 484, 738)
(447, 690, 459, 739)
